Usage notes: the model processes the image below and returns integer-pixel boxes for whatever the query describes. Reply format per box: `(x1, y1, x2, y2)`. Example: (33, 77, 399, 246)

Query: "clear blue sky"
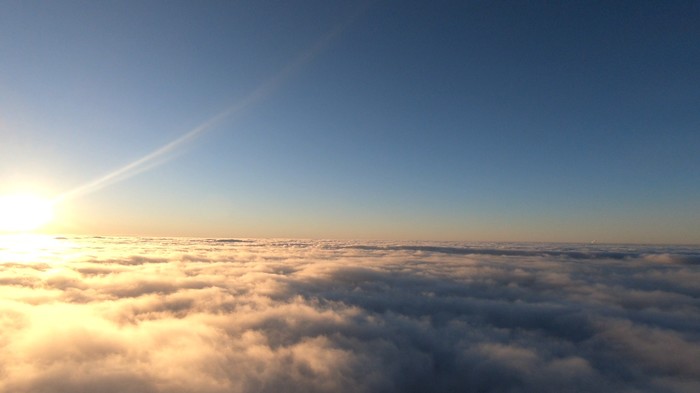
(1, 0, 698, 243)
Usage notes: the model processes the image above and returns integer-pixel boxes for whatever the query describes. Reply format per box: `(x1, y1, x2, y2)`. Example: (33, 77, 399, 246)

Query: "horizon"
(12, 232, 700, 247)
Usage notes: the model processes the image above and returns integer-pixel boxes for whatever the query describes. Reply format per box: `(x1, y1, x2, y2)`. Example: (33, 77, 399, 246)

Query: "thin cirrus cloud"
(52, 4, 367, 207)
(0, 237, 699, 393)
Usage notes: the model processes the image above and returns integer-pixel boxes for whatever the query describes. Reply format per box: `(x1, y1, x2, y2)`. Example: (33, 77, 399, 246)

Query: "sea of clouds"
(0, 236, 698, 393)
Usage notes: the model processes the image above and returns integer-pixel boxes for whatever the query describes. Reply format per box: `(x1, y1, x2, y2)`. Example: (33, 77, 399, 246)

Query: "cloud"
(0, 237, 699, 392)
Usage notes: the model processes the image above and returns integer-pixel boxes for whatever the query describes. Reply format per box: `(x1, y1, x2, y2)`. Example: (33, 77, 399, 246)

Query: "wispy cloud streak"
(54, 6, 366, 204)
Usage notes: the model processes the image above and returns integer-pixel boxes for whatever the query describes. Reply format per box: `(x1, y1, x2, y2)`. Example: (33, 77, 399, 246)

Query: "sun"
(0, 193, 54, 233)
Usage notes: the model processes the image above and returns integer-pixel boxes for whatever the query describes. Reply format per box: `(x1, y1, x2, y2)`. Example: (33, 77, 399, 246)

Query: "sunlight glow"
(0, 233, 76, 264)
(0, 193, 54, 232)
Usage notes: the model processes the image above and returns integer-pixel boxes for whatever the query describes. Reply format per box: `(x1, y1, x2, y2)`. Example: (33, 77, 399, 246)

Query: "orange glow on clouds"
(0, 237, 698, 391)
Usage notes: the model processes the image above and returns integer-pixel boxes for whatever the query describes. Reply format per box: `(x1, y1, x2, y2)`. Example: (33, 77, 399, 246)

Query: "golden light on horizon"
(0, 193, 54, 233)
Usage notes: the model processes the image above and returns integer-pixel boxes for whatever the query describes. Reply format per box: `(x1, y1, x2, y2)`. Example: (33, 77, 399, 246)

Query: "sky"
(1, 0, 699, 243)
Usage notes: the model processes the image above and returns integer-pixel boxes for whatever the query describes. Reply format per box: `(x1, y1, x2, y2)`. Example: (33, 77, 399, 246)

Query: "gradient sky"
(1, 0, 699, 243)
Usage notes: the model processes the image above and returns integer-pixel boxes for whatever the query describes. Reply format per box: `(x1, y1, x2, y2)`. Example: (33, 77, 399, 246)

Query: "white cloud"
(0, 237, 699, 392)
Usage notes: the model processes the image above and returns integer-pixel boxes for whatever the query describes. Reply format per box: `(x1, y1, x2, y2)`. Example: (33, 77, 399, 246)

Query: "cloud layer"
(1, 236, 699, 392)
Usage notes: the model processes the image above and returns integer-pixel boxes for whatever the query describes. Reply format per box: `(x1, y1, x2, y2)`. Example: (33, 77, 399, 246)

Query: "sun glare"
(0, 193, 54, 233)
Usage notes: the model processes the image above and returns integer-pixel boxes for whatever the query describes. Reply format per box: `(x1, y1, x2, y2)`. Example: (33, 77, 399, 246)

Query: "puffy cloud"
(0, 237, 699, 392)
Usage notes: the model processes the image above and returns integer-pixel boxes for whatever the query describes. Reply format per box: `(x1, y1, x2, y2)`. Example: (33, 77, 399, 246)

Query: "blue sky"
(1, 0, 698, 243)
